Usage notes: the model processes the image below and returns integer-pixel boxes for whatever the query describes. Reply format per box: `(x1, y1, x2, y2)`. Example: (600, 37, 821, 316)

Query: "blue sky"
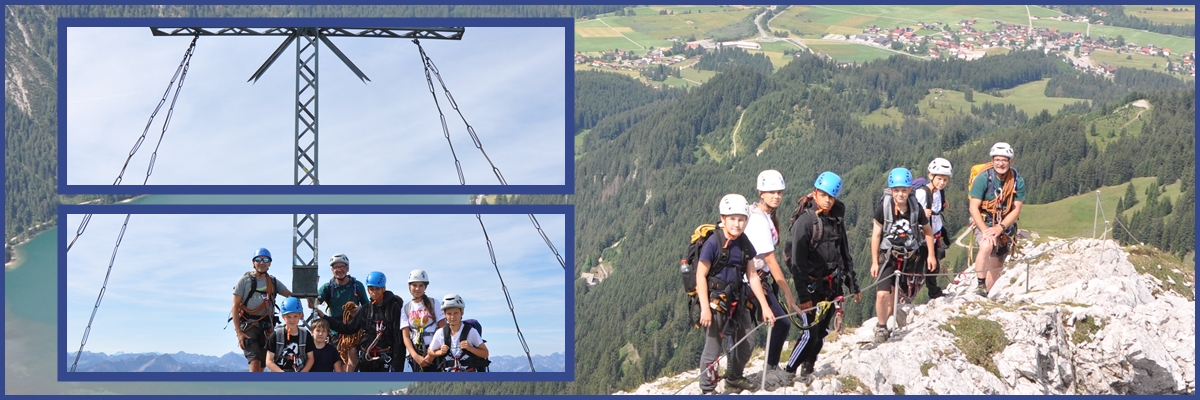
(65, 26, 566, 186)
(64, 213, 567, 359)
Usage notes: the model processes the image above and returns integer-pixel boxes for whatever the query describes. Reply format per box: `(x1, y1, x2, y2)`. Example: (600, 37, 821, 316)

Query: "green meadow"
(1020, 177, 1181, 240)
(861, 79, 1089, 127)
(1125, 5, 1195, 25)
(801, 40, 909, 64)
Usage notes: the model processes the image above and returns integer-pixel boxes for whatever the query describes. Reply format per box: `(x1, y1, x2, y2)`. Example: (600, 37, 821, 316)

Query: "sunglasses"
(253, 257, 272, 263)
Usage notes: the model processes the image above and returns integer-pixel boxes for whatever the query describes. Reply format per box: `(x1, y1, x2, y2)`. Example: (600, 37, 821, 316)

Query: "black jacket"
(788, 199, 860, 303)
(324, 290, 404, 360)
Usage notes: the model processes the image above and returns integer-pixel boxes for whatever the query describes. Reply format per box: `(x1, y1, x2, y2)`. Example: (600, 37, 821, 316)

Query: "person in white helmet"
(425, 294, 490, 372)
(697, 194, 774, 393)
(310, 253, 369, 322)
(913, 158, 953, 299)
(401, 269, 447, 372)
(743, 170, 802, 372)
(969, 142, 1025, 297)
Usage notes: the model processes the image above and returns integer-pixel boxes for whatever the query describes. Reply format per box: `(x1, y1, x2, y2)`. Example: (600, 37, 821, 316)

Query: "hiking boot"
(873, 326, 890, 344)
(724, 375, 757, 391)
(928, 287, 945, 299)
(800, 361, 815, 377)
(975, 284, 989, 298)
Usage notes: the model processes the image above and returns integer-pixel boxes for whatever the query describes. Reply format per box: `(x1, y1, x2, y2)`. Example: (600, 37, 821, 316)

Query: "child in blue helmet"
(784, 171, 861, 380)
(869, 168, 937, 344)
(321, 271, 405, 372)
(232, 248, 293, 372)
(266, 297, 315, 372)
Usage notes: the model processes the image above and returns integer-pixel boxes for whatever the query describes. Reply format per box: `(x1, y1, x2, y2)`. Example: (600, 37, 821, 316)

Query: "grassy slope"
(1088, 49, 1173, 75)
(861, 79, 1089, 127)
(1020, 177, 1181, 239)
(1084, 100, 1148, 151)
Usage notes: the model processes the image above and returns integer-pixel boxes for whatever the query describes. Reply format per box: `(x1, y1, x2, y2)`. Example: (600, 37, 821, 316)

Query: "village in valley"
(575, 5, 1196, 90)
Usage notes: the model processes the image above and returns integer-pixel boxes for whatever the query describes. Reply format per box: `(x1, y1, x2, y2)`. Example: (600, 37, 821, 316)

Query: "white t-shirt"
(400, 297, 445, 344)
(744, 203, 778, 273)
(915, 186, 945, 234)
(428, 324, 484, 358)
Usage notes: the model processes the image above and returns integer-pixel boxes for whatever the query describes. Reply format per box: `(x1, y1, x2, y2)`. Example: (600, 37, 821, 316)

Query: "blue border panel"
(58, 204, 574, 382)
(58, 18, 574, 196)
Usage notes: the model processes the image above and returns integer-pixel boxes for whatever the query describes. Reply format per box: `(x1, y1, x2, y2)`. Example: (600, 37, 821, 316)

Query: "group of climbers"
(230, 250, 488, 372)
(689, 142, 1024, 391)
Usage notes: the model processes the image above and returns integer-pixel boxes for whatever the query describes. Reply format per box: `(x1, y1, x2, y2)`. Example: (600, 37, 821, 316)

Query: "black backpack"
(879, 189, 926, 254)
(439, 319, 490, 372)
(273, 326, 309, 371)
(680, 223, 751, 329)
(320, 276, 362, 310)
(782, 193, 827, 268)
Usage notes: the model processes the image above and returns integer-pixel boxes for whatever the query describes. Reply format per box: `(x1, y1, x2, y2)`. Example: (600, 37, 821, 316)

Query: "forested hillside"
(412, 50, 1194, 395)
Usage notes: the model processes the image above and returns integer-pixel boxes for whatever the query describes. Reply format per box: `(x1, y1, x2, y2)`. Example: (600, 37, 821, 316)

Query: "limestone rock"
(619, 239, 1194, 395)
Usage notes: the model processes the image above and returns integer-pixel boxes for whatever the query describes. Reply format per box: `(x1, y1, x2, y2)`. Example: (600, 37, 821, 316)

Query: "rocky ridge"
(617, 238, 1194, 395)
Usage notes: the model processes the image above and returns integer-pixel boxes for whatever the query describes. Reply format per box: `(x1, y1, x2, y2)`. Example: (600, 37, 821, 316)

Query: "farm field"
(770, 5, 1194, 53)
(1125, 5, 1195, 25)
(800, 40, 910, 64)
(1088, 49, 1173, 74)
(576, 6, 756, 53)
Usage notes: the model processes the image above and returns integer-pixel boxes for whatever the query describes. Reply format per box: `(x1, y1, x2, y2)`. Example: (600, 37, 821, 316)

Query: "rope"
(672, 303, 832, 395)
(337, 302, 363, 366)
(66, 34, 199, 253)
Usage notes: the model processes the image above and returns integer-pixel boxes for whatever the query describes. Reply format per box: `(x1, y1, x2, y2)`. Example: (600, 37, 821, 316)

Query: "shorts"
(876, 250, 919, 292)
(875, 255, 898, 292)
(240, 319, 272, 364)
(973, 227, 1011, 257)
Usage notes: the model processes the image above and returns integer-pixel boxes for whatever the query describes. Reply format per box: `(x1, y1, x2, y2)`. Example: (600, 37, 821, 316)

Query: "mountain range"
(67, 351, 564, 373)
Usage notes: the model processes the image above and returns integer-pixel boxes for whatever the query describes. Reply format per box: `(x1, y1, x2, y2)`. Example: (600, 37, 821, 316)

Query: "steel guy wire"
(415, 38, 538, 372)
(413, 38, 566, 271)
(65, 34, 199, 253)
(68, 35, 198, 373)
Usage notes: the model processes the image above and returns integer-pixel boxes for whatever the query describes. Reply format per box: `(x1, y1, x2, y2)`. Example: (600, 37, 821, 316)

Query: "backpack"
(320, 276, 362, 308)
(968, 162, 1021, 224)
(782, 194, 838, 267)
(911, 177, 948, 216)
(273, 326, 310, 371)
(681, 223, 752, 326)
(440, 319, 490, 372)
(879, 189, 925, 254)
(228, 272, 280, 325)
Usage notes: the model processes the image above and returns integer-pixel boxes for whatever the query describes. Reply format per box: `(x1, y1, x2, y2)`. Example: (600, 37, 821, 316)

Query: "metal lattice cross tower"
(152, 27, 464, 297)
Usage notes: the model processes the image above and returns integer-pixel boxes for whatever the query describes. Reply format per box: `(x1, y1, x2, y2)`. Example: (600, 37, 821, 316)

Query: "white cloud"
(66, 26, 566, 186)
(65, 213, 566, 359)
